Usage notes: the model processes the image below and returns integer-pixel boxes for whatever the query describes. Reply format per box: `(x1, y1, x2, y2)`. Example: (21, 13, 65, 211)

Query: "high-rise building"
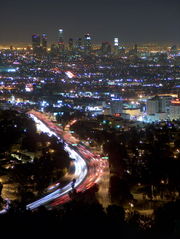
(42, 34, 47, 53)
(32, 34, 41, 55)
(114, 38, 119, 47)
(84, 33, 92, 54)
(146, 96, 171, 115)
(68, 38, 74, 51)
(146, 97, 159, 114)
(32, 34, 40, 48)
(58, 29, 65, 52)
(134, 44, 138, 55)
(113, 37, 119, 55)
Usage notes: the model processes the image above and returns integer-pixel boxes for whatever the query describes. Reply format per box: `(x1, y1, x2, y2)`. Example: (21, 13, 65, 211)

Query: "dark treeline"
(1, 198, 180, 239)
(0, 110, 71, 202)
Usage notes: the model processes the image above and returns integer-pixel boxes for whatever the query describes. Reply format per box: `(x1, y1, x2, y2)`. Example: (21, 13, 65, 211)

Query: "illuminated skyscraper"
(32, 34, 41, 54)
(113, 37, 119, 55)
(114, 37, 119, 47)
(84, 33, 92, 54)
(42, 34, 47, 53)
(58, 29, 65, 52)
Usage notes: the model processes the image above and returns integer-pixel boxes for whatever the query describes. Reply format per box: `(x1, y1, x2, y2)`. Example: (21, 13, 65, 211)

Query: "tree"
(109, 176, 133, 206)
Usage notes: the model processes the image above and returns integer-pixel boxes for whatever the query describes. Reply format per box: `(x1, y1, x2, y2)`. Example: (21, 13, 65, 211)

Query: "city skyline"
(1, 0, 180, 46)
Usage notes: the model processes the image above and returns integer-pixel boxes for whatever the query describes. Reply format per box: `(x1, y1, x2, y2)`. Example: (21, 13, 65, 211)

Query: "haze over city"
(1, 0, 180, 46)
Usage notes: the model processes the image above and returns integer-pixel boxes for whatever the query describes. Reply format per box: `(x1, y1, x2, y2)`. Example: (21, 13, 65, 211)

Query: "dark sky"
(0, 0, 180, 45)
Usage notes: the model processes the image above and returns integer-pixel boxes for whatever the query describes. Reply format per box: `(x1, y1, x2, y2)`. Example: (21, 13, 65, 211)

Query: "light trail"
(26, 113, 87, 210)
(25, 110, 108, 210)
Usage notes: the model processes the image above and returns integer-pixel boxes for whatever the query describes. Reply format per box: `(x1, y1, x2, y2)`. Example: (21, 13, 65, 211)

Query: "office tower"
(146, 97, 160, 114)
(42, 34, 47, 53)
(68, 38, 74, 51)
(58, 29, 64, 44)
(134, 44, 138, 54)
(113, 37, 119, 55)
(58, 29, 65, 52)
(32, 34, 40, 48)
(84, 33, 92, 54)
(101, 42, 111, 55)
(32, 34, 41, 54)
(114, 38, 119, 47)
(146, 96, 171, 115)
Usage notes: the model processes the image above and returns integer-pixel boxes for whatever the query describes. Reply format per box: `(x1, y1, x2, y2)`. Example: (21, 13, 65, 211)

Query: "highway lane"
(26, 110, 108, 209)
(26, 112, 88, 210)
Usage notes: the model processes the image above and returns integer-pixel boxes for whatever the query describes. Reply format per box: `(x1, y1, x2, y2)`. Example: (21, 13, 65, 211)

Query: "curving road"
(26, 110, 108, 210)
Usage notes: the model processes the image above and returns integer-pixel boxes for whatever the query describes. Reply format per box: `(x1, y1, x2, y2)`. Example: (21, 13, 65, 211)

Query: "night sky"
(1, 0, 180, 45)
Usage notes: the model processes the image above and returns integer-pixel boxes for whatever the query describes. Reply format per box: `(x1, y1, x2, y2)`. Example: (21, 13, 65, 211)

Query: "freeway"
(26, 110, 108, 210)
